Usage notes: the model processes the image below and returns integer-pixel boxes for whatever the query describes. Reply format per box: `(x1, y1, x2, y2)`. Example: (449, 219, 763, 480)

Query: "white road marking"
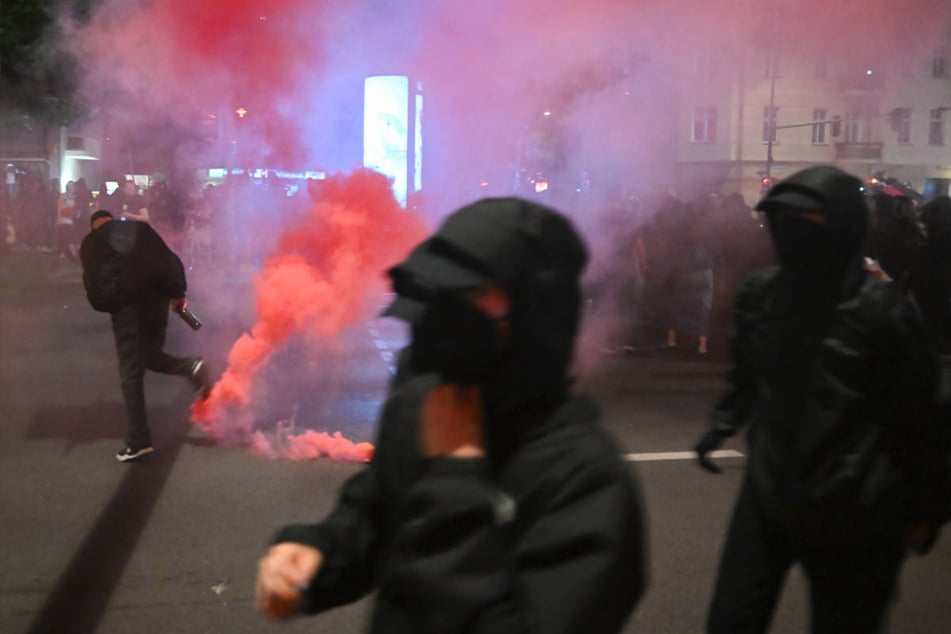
(623, 449, 745, 462)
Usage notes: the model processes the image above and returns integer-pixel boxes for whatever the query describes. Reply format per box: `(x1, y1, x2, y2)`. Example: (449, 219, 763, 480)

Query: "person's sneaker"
(191, 358, 212, 400)
(116, 446, 154, 462)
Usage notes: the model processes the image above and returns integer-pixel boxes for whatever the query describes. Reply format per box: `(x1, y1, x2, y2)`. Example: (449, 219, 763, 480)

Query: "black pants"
(111, 294, 195, 449)
(707, 476, 905, 634)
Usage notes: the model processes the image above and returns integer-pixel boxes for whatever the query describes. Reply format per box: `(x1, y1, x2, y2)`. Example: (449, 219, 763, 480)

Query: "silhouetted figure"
(55, 181, 78, 260)
(73, 178, 94, 227)
(918, 195, 951, 352)
(256, 198, 647, 632)
(694, 166, 950, 633)
(708, 192, 774, 353)
(79, 210, 211, 461)
(110, 180, 150, 222)
(867, 192, 926, 291)
(662, 199, 714, 354)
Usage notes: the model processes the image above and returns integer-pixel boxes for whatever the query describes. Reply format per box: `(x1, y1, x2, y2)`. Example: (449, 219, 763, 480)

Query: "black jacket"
(712, 267, 946, 536)
(710, 166, 949, 539)
(79, 220, 186, 313)
(274, 374, 647, 633)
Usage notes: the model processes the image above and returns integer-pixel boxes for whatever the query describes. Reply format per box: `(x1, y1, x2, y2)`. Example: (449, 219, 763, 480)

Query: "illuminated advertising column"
(363, 76, 423, 207)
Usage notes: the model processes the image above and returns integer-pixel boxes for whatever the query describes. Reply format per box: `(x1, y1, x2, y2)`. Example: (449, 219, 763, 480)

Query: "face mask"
(410, 293, 504, 385)
(772, 215, 832, 280)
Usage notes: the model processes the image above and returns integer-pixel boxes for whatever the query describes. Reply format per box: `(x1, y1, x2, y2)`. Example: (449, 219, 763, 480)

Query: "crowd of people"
(0, 171, 307, 270)
(1, 161, 949, 631)
(584, 186, 775, 357)
(584, 183, 951, 357)
(254, 169, 950, 634)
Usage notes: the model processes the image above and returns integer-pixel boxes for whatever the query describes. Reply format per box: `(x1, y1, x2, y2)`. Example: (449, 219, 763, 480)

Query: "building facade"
(676, 32, 951, 203)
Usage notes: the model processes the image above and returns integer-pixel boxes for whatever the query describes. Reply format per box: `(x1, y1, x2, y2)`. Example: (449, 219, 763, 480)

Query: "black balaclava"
(409, 291, 504, 385)
(384, 198, 588, 464)
(754, 167, 871, 423)
(758, 166, 869, 305)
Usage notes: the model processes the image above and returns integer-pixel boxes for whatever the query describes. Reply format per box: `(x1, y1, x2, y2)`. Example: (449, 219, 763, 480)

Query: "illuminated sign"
(364, 76, 409, 205)
(363, 76, 423, 206)
(414, 88, 423, 193)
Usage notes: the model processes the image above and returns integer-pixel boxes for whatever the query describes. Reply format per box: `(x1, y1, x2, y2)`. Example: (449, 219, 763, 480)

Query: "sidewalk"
(0, 245, 82, 295)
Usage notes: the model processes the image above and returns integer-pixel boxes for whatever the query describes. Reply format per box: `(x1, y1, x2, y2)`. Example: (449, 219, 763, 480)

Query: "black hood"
(756, 165, 869, 299)
(385, 198, 589, 460)
(922, 195, 951, 237)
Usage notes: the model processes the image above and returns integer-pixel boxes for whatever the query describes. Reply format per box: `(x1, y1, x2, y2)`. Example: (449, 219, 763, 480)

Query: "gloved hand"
(694, 430, 726, 474)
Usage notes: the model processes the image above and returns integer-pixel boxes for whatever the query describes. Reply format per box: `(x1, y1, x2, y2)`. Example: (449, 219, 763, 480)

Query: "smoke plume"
(190, 169, 426, 460)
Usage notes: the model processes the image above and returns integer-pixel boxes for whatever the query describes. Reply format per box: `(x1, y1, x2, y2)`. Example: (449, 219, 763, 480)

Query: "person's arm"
(385, 449, 645, 634)
(882, 293, 949, 542)
(139, 224, 186, 299)
(695, 269, 770, 470)
(265, 465, 384, 614)
(121, 198, 150, 222)
(122, 207, 149, 222)
(257, 377, 427, 620)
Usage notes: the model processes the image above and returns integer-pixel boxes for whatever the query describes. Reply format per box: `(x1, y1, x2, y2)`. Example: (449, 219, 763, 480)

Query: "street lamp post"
(766, 54, 777, 183)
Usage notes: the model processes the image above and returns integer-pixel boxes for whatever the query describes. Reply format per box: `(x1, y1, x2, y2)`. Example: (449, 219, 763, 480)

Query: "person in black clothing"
(80, 210, 210, 461)
(255, 198, 647, 632)
(918, 196, 951, 352)
(694, 166, 950, 633)
(867, 192, 926, 290)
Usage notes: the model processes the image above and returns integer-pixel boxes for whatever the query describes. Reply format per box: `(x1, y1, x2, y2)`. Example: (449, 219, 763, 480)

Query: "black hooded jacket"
(710, 166, 948, 537)
(277, 374, 646, 634)
(273, 199, 647, 633)
(918, 196, 951, 350)
(79, 219, 186, 313)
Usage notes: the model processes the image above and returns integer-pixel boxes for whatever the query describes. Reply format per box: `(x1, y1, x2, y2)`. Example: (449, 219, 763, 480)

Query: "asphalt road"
(1, 250, 949, 633)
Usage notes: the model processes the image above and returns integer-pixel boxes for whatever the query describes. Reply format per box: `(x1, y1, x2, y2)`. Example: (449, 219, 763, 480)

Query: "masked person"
(693, 166, 950, 633)
(80, 210, 211, 461)
(256, 198, 647, 633)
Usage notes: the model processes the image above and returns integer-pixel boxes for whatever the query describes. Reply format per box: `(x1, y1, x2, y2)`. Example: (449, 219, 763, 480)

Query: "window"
(762, 106, 779, 143)
(892, 108, 912, 144)
(933, 56, 947, 78)
(812, 109, 827, 144)
(692, 107, 717, 143)
(930, 108, 945, 146)
(844, 111, 862, 143)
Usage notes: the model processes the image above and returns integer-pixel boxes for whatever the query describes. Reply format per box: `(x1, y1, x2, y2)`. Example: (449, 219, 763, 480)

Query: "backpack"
(82, 229, 134, 313)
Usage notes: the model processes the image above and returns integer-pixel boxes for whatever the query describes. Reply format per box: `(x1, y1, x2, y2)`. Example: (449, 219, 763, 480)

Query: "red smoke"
(191, 169, 427, 461)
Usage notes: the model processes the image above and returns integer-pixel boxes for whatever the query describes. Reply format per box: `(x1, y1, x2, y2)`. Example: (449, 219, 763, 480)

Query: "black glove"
(694, 430, 726, 474)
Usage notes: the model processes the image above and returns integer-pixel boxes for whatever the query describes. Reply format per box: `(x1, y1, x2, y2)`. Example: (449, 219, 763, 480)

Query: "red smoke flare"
(191, 169, 426, 461)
